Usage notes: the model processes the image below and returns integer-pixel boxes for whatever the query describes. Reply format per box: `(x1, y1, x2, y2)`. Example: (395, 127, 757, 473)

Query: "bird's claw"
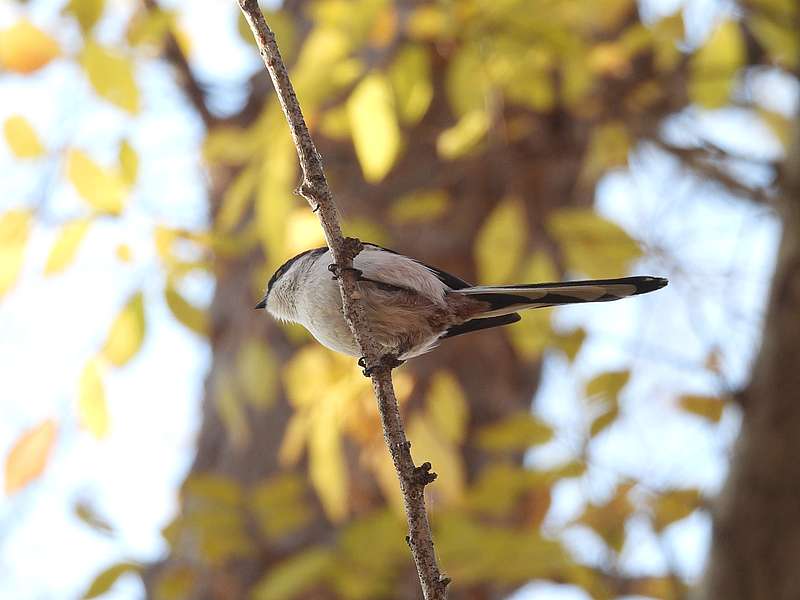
(360, 354, 404, 377)
(328, 263, 363, 281)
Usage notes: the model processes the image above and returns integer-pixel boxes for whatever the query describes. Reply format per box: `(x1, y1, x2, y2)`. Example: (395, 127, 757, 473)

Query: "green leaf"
(64, 0, 105, 34)
(66, 149, 128, 215)
(389, 43, 433, 124)
(4, 115, 44, 158)
(82, 562, 140, 599)
(476, 412, 553, 451)
(437, 110, 489, 160)
(347, 72, 402, 182)
(44, 218, 91, 275)
(165, 283, 208, 337)
(80, 41, 140, 114)
(547, 208, 641, 278)
(679, 394, 726, 423)
(651, 488, 702, 531)
(78, 358, 109, 438)
(0, 209, 32, 298)
(689, 19, 744, 109)
(251, 547, 334, 600)
(474, 196, 527, 283)
(101, 292, 145, 367)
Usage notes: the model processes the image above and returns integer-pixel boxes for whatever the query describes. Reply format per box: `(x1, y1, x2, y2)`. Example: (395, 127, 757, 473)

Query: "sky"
(0, 0, 797, 598)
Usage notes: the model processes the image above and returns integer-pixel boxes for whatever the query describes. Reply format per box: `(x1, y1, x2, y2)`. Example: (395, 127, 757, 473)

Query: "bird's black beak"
(254, 296, 267, 310)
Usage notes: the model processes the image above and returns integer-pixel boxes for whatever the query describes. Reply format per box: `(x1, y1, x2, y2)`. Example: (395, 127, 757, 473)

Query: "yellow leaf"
(216, 162, 257, 233)
(547, 208, 641, 278)
(213, 371, 250, 449)
(165, 283, 208, 337)
(389, 44, 433, 125)
(689, 20, 744, 109)
(82, 563, 139, 599)
(309, 410, 349, 521)
(679, 394, 726, 423)
(256, 122, 296, 262)
(581, 121, 630, 182)
(66, 150, 127, 215)
(249, 473, 313, 540)
(553, 327, 586, 362)
(74, 500, 113, 534)
(426, 371, 469, 444)
(78, 359, 109, 438)
(0, 210, 32, 298)
(3, 115, 44, 158)
(237, 338, 278, 409)
(44, 218, 91, 276)
(474, 196, 527, 283)
(407, 413, 465, 504)
(251, 548, 333, 600)
(5, 419, 58, 494)
(437, 110, 489, 160)
(0, 21, 59, 74)
(751, 13, 799, 70)
(586, 370, 630, 404)
(577, 483, 634, 553)
(116, 243, 132, 262)
(284, 209, 326, 257)
(651, 488, 702, 532)
(64, 0, 105, 34)
(118, 140, 138, 185)
(476, 412, 553, 451)
(347, 73, 401, 182)
(446, 45, 487, 117)
(101, 292, 145, 367)
(390, 189, 449, 224)
(80, 41, 140, 114)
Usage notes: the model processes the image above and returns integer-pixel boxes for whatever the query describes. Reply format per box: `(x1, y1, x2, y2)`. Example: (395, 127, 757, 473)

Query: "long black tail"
(460, 276, 668, 318)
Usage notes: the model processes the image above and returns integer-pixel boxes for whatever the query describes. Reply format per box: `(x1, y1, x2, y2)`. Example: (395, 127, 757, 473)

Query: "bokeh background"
(1, 0, 797, 598)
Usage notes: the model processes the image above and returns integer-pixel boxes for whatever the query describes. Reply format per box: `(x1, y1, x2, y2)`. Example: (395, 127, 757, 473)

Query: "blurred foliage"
(0, 0, 794, 598)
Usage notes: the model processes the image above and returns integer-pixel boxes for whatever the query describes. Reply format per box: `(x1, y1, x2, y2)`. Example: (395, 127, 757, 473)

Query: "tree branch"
(235, 2, 449, 598)
(143, 0, 214, 126)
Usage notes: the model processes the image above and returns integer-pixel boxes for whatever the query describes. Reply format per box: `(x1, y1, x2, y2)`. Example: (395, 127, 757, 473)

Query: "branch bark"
(236, 2, 449, 598)
(699, 111, 800, 599)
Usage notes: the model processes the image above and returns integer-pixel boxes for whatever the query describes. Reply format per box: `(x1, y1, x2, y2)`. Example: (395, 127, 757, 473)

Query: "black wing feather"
(442, 313, 521, 339)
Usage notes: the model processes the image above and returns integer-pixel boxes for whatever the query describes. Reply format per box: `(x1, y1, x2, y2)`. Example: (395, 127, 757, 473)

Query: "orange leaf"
(5, 420, 58, 494)
(0, 21, 59, 74)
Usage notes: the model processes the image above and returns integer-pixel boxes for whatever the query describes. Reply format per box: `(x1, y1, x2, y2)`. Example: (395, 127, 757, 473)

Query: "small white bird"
(256, 243, 667, 370)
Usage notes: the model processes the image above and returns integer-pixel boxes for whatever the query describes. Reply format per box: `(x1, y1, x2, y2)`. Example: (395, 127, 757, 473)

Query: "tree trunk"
(700, 114, 800, 600)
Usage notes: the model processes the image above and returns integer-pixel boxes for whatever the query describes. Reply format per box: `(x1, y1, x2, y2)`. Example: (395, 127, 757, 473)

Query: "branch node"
(412, 462, 438, 486)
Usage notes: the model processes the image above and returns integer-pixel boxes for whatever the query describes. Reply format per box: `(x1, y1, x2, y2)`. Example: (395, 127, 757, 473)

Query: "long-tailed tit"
(256, 243, 667, 370)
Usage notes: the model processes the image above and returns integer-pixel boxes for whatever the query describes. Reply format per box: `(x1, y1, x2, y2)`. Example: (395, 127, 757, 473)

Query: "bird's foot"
(359, 354, 405, 377)
(328, 263, 362, 281)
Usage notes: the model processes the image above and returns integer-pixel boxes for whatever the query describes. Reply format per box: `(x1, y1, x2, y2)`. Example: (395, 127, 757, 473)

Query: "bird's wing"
(361, 243, 472, 290)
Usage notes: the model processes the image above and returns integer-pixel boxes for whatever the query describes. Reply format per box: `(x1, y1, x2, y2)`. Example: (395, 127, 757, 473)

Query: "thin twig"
(236, 2, 449, 598)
